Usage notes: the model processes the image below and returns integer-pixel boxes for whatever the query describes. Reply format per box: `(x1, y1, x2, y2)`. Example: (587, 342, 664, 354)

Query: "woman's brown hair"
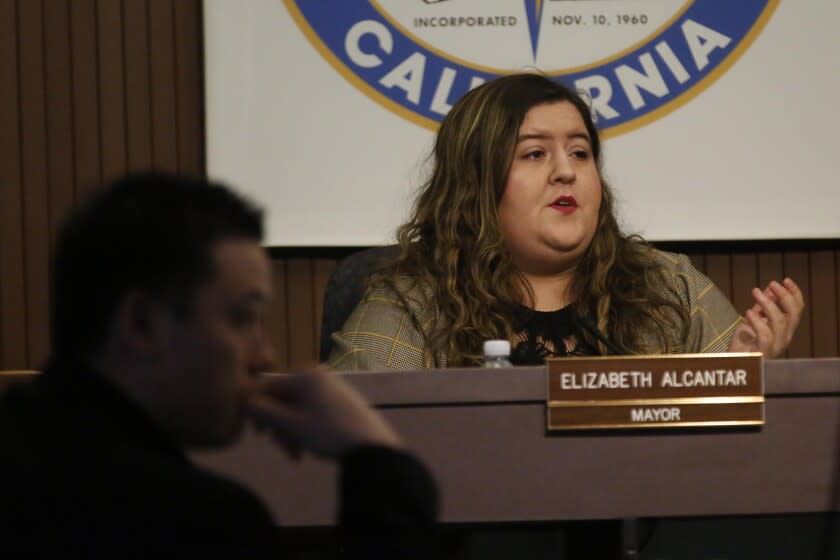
(376, 73, 687, 365)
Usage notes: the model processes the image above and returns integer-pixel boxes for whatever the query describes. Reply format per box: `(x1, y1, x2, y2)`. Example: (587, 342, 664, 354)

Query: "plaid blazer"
(328, 249, 741, 371)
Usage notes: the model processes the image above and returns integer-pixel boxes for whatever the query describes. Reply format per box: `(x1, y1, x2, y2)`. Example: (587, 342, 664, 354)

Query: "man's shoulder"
(0, 460, 278, 555)
(0, 376, 273, 531)
(0, 422, 277, 555)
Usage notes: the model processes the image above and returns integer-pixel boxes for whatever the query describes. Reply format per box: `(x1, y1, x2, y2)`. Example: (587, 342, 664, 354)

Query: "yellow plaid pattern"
(329, 249, 741, 371)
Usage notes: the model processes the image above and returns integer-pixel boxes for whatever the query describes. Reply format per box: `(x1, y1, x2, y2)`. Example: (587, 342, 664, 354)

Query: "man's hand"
(728, 278, 805, 358)
(246, 366, 401, 460)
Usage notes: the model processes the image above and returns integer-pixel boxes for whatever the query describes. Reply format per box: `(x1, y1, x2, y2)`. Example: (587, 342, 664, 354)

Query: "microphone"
(575, 313, 624, 356)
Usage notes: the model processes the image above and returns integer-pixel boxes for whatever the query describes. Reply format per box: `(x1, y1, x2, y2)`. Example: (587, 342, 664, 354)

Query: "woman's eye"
(524, 150, 544, 160)
(571, 149, 590, 160)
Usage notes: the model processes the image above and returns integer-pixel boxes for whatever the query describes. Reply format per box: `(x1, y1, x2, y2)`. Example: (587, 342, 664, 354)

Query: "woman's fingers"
(736, 278, 805, 358)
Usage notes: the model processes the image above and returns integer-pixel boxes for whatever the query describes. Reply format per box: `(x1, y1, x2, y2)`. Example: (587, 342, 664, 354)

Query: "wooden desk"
(192, 359, 840, 526)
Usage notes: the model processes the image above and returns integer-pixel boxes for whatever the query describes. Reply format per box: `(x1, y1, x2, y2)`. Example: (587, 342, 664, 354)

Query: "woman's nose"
(551, 154, 576, 184)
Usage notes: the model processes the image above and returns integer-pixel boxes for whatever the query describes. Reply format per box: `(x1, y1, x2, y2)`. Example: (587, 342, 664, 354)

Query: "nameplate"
(546, 353, 763, 430)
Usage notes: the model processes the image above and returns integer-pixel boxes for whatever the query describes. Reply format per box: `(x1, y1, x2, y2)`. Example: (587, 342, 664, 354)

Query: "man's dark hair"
(50, 172, 264, 361)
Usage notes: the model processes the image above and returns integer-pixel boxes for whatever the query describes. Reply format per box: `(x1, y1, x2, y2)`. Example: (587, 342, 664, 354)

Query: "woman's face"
(498, 101, 602, 274)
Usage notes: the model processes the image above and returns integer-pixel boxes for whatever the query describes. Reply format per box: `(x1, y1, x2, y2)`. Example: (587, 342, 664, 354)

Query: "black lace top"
(510, 304, 600, 365)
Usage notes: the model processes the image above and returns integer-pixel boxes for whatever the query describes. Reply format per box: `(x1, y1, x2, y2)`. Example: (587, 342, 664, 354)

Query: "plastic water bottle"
(482, 340, 513, 368)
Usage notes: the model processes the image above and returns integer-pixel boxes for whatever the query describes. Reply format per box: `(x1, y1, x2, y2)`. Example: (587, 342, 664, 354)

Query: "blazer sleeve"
(655, 250, 742, 353)
(328, 280, 440, 371)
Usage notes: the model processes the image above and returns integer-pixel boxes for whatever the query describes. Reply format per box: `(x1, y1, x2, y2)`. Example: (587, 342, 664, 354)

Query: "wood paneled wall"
(664, 241, 839, 359)
(0, 0, 203, 368)
(272, 242, 840, 369)
(1, 1, 838, 370)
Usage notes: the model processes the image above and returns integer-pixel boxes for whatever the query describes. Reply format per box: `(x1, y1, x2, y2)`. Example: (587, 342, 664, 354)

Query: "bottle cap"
(483, 339, 511, 357)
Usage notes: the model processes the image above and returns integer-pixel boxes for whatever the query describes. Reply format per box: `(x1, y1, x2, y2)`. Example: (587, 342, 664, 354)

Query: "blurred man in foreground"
(0, 173, 437, 557)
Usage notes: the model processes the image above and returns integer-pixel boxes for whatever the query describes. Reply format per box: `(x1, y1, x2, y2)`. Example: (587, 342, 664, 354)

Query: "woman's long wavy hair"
(376, 73, 688, 366)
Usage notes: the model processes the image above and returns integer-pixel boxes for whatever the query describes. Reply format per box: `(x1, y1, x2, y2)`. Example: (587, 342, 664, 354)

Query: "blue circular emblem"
(284, 0, 778, 137)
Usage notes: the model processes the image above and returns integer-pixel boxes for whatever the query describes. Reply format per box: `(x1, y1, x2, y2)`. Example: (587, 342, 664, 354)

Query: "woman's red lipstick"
(549, 195, 578, 215)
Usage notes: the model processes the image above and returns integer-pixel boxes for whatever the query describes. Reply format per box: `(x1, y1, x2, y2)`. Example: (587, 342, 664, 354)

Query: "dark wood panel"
(18, 0, 50, 367)
(704, 253, 732, 302)
(173, 0, 203, 174)
(0, 0, 205, 367)
(265, 260, 288, 369)
(97, 0, 127, 181)
(809, 250, 837, 357)
(123, 0, 152, 170)
(313, 258, 337, 358)
(783, 252, 812, 358)
(148, 0, 178, 172)
(44, 0, 75, 245)
(0, 0, 27, 368)
(837, 250, 840, 354)
(285, 259, 316, 368)
(730, 253, 757, 317)
(70, 0, 101, 195)
(757, 252, 784, 290)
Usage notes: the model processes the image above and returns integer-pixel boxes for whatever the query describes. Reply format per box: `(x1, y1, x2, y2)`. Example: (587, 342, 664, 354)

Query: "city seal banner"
(284, 0, 778, 137)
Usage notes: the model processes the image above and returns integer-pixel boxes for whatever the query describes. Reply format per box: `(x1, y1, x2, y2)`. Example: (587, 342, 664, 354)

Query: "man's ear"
(111, 291, 171, 358)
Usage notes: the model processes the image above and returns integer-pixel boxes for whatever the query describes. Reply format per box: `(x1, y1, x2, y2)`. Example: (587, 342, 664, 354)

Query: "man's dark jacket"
(0, 360, 438, 558)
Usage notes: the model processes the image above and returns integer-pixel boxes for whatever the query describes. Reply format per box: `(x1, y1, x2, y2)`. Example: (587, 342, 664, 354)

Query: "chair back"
(319, 245, 399, 361)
